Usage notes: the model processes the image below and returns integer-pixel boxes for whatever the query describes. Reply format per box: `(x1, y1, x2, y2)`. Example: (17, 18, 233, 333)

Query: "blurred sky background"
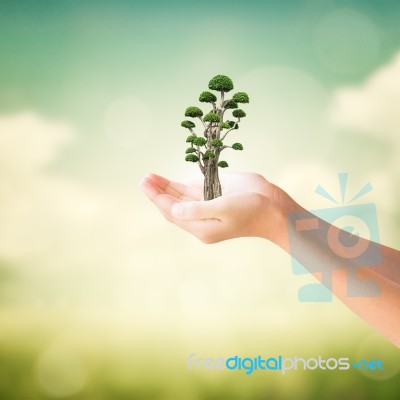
(0, 0, 400, 399)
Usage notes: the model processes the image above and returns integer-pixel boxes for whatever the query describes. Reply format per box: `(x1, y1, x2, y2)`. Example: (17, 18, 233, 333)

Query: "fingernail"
(139, 176, 150, 187)
(171, 204, 183, 218)
(139, 178, 157, 196)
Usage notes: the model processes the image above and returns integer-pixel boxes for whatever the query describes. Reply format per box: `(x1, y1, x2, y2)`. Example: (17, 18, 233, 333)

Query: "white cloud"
(0, 111, 73, 177)
(0, 111, 131, 267)
(330, 53, 400, 142)
(236, 65, 335, 169)
(328, 53, 400, 247)
(0, 111, 173, 308)
(0, 112, 82, 261)
(276, 163, 341, 210)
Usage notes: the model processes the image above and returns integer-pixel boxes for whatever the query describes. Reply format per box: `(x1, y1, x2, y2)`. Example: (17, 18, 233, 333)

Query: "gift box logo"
(287, 173, 382, 302)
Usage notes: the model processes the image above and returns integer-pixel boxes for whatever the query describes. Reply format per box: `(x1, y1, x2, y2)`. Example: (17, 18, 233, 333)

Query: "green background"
(0, 0, 399, 399)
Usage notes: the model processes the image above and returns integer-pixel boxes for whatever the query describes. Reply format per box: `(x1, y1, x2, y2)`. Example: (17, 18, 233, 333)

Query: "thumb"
(171, 199, 223, 220)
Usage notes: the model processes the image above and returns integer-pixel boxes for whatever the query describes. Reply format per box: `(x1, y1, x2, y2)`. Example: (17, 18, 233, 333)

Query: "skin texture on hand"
(140, 172, 400, 347)
(139, 172, 299, 246)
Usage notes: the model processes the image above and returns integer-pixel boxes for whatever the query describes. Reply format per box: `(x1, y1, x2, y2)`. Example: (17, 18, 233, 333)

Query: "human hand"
(140, 172, 301, 247)
(140, 173, 400, 346)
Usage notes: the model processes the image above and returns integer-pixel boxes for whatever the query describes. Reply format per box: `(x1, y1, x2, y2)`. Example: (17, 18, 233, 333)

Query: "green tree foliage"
(186, 135, 196, 143)
(180, 75, 248, 200)
(185, 154, 199, 162)
(211, 139, 223, 147)
(203, 112, 220, 123)
(224, 100, 238, 109)
(193, 137, 207, 146)
(208, 75, 234, 92)
(220, 122, 231, 129)
(232, 143, 243, 150)
(232, 92, 250, 103)
(185, 106, 203, 118)
(203, 150, 216, 159)
(199, 91, 217, 103)
(181, 120, 196, 129)
(232, 109, 246, 118)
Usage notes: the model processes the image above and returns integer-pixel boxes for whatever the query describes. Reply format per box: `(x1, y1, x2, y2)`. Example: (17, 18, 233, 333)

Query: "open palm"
(140, 172, 293, 244)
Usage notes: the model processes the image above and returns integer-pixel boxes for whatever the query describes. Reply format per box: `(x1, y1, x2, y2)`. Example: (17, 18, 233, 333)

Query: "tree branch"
(199, 116, 206, 129)
(221, 127, 237, 140)
(219, 145, 232, 153)
(197, 160, 204, 174)
(195, 146, 204, 171)
(216, 92, 225, 140)
(204, 122, 212, 139)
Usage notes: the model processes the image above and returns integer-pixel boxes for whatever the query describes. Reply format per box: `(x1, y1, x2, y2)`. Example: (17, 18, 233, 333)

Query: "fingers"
(140, 176, 223, 242)
(146, 173, 202, 201)
(139, 176, 160, 201)
(140, 176, 177, 220)
(171, 196, 225, 221)
(141, 175, 219, 223)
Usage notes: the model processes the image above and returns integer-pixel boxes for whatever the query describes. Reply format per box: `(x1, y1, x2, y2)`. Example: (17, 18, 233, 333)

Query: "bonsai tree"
(181, 75, 249, 200)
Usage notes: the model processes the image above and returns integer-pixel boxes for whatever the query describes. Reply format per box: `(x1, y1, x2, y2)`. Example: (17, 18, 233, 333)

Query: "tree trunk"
(203, 158, 222, 201)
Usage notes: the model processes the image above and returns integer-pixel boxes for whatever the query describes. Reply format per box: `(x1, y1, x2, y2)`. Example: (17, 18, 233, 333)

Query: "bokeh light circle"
(236, 66, 334, 170)
(36, 346, 86, 397)
(104, 96, 153, 147)
(314, 9, 380, 75)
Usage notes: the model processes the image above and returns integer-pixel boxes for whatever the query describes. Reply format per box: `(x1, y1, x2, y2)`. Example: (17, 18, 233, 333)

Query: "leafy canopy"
(203, 150, 216, 159)
(232, 142, 243, 150)
(203, 112, 220, 123)
(232, 92, 249, 103)
(186, 135, 196, 143)
(193, 137, 207, 146)
(233, 109, 246, 118)
(224, 100, 238, 109)
(208, 75, 234, 92)
(185, 154, 199, 162)
(185, 106, 203, 118)
(211, 139, 223, 147)
(181, 120, 196, 129)
(181, 75, 248, 174)
(199, 91, 217, 103)
(220, 122, 231, 129)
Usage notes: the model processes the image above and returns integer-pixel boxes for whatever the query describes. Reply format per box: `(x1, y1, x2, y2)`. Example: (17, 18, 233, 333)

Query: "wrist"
(260, 185, 303, 252)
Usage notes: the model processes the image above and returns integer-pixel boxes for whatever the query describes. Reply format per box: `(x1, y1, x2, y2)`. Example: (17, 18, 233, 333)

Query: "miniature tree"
(181, 75, 249, 200)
